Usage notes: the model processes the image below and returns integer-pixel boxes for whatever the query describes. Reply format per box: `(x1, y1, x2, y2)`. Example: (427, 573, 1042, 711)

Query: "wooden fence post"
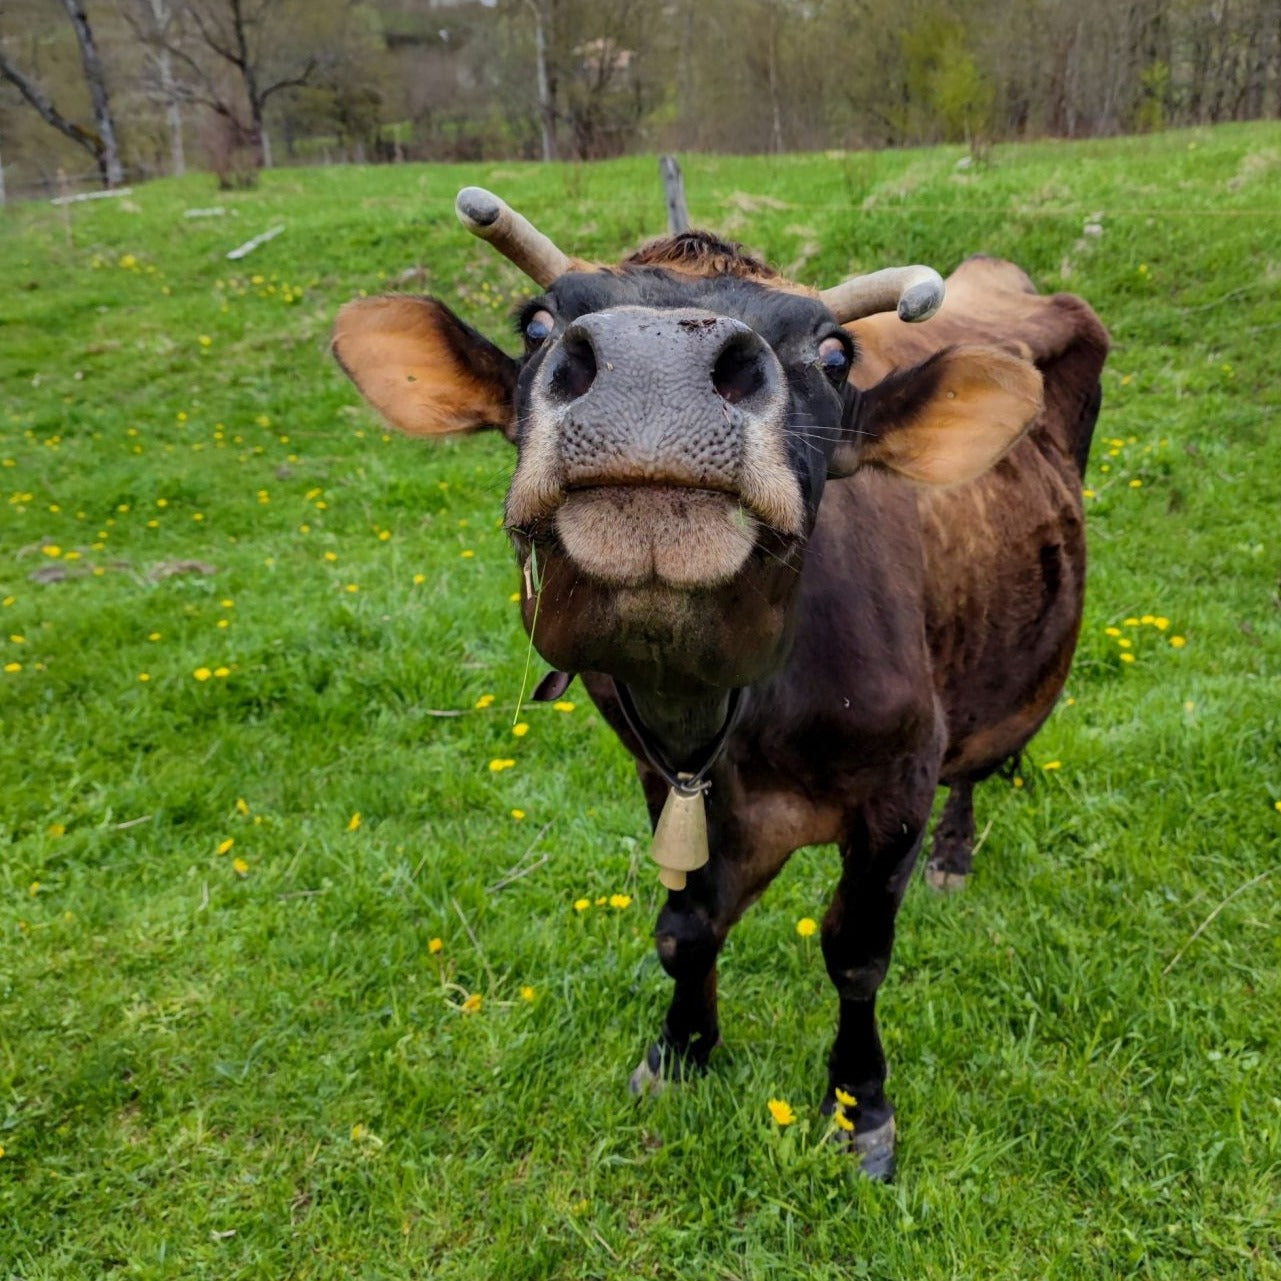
(659, 155, 690, 235)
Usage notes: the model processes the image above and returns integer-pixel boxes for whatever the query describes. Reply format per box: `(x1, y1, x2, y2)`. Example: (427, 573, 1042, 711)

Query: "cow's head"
(333, 189, 1041, 697)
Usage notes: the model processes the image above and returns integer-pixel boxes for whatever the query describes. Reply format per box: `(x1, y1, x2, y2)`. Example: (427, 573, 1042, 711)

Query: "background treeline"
(3, 0, 1281, 198)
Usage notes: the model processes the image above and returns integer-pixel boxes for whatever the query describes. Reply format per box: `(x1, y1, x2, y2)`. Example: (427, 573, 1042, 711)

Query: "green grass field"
(2, 122, 1279, 1279)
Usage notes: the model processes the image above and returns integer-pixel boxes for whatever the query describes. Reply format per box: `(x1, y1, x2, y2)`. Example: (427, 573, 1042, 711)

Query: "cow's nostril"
(548, 329, 598, 403)
(712, 333, 767, 406)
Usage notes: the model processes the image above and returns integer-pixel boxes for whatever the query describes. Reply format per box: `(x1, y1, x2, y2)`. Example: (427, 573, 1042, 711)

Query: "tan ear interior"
(865, 346, 1044, 487)
(332, 296, 514, 439)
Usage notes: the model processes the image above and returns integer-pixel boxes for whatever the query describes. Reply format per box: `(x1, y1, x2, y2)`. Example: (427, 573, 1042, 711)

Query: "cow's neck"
(615, 681, 742, 780)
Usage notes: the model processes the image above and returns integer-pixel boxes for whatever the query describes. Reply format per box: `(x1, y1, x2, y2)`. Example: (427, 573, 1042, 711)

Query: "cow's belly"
(917, 438, 1086, 778)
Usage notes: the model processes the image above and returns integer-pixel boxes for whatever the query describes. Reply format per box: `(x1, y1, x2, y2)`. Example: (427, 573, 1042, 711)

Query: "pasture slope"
(1, 123, 1279, 1280)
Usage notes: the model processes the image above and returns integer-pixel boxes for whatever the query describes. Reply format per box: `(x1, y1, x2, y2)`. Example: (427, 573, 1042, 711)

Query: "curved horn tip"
(456, 186, 502, 229)
(898, 279, 945, 323)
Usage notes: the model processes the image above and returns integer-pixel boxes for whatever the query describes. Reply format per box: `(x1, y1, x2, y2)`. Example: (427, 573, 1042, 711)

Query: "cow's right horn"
(820, 265, 945, 324)
(456, 186, 572, 289)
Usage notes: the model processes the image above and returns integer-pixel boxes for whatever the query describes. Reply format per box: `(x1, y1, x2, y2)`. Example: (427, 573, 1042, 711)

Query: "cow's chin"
(554, 486, 757, 589)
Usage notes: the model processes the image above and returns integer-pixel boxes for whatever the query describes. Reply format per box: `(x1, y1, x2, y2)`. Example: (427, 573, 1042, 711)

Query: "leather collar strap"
(613, 682, 746, 799)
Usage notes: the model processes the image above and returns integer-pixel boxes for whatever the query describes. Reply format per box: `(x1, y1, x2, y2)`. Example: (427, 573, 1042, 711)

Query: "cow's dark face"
(502, 265, 855, 691)
(333, 235, 1043, 697)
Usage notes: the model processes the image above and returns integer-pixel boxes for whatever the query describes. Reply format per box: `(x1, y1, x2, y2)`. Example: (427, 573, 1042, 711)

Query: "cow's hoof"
(628, 1050, 668, 1098)
(628, 1038, 718, 1096)
(851, 1116, 897, 1182)
(923, 861, 969, 893)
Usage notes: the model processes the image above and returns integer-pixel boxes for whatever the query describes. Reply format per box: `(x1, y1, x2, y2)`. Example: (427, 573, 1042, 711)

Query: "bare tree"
(155, 0, 318, 169)
(118, 0, 186, 174)
(0, 0, 125, 186)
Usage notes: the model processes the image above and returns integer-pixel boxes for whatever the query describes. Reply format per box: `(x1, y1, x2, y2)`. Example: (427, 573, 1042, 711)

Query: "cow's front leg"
(822, 803, 928, 1180)
(629, 860, 727, 1093)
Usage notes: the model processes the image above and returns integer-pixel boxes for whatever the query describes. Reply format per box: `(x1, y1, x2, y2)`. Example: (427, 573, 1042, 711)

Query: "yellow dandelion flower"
(460, 549, 475, 559)
(1013, 776, 1024, 789)
(1043, 760, 1062, 771)
(48, 823, 66, 837)
(235, 798, 250, 816)
(553, 701, 576, 713)
(413, 574, 426, 585)
(767, 1098, 795, 1126)
(1169, 636, 1186, 648)
(512, 723, 529, 737)
(1140, 614, 1156, 625)
(216, 619, 230, 629)
(510, 809, 526, 820)
(1129, 479, 1143, 489)
(573, 898, 591, 913)
(217, 838, 235, 855)
(350, 1123, 366, 1141)
(346, 812, 362, 832)
(220, 599, 234, 608)
(345, 584, 359, 593)
(1118, 638, 1132, 649)
(1104, 626, 1121, 637)
(488, 759, 516, 772)
(609, 894, 632, 910)
(255, 414, 271, 428)
(796, 917, 818, 938)
(520, 985, 536, 1002)
(1124, 618, 1139, 627)
(595, 896, 608, 907)
(509, 591, 521, 603)
(428, 937, 443, 955)
(1082, 488, 1096, 499)
(323, 551, 338, 562)
(2, 597, 14, 607)
(461, 993, 482, 1015)
(475, 693, 495, 709)
(834, 1087, 857, 1107)
(1154, 617, 1170, 630)
(1274, 800, 1281, 813)
(378, 530, 391, 541)
(1120, 652, 1136, 663)
(193, 667, 211, 681)
(213, 667, 230, 678)
(42, 545, 61, 558)
(29, 881, 39, 896)
(4, 662, 21, 674)
(832, 1110, 855, 1132)
(232, 856, 249, 875)
(138, 673, 150, 682)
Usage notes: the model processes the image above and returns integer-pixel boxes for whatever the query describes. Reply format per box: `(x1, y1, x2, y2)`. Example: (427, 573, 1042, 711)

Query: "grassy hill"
(1, 123, 1279, 1279)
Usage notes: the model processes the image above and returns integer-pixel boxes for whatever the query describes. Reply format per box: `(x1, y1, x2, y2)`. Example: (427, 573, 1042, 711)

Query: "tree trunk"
(526, 0, 556, 161)
(61, 0, 124, 186)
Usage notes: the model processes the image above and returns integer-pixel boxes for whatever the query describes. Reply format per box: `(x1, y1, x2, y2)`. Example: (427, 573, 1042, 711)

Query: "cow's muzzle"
(507, 306, 804, 588)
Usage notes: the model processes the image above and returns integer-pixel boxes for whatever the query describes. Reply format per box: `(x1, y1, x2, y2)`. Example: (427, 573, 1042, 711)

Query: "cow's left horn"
(456, 186, 571, 288)
(820, 265, 945, 324)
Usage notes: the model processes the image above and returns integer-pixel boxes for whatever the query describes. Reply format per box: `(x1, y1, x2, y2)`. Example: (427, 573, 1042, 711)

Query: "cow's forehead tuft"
(623, 231, 781, 283)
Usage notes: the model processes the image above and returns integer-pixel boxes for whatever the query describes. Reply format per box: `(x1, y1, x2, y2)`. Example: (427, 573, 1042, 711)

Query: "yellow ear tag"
(650, 775, 709, 891)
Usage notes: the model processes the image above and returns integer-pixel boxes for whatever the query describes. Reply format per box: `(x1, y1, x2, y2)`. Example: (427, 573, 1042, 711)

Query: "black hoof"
(628, 1038, 718, 1097)
(924, 860, 969, 892)
(850, 1116, 896, 1180)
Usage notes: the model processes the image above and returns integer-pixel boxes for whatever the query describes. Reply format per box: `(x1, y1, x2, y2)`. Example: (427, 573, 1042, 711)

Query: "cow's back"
(846, 257, 1109, 779)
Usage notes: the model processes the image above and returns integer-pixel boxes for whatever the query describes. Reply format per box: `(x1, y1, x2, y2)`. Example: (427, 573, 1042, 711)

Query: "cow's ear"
(829, 346, 1043, 484)
(332, 296, 520, 443)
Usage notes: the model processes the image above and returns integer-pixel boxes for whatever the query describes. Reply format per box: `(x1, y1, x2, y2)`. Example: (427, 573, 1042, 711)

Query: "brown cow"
(332, 190, 1108, 1178)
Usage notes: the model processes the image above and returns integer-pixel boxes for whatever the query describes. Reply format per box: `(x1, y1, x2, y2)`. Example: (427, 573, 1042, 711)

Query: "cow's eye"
(525, 309, 555, 346)
(818, 335, 850, 383)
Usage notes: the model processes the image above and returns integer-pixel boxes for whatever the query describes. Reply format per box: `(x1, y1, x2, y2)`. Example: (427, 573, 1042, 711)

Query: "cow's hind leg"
(822, 807, 927, 1180)
(924, 779, 975, 892)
